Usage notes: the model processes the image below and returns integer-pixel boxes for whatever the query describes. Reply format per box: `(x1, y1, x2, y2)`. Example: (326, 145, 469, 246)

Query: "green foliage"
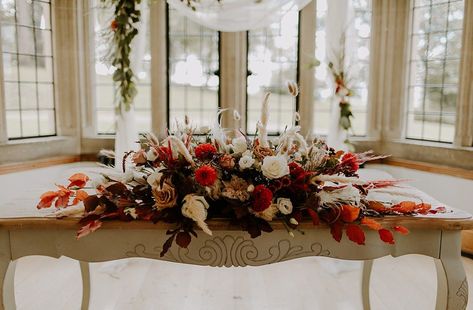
(101, 0, 141, 111)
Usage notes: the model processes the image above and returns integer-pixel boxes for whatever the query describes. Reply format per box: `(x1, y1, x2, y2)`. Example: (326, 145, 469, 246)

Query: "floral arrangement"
(37, 89, 443, 256)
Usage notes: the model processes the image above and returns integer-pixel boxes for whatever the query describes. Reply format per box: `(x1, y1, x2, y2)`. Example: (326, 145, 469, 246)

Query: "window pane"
(406, 0, 463, 143)
(1, 0, 56, 139)
(90, 0, 151, 134)
(247, 5, 298, 134)
(313, 0, 372, 136)
(168, 7, 219, 130)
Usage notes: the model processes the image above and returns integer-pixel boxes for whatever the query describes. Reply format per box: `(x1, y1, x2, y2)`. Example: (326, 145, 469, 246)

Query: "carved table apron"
(0, 218, 471, 310)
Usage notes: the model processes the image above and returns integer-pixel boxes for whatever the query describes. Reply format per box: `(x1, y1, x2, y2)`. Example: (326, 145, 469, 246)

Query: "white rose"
(181, 194, 212, 235)
(277, 198, 293, 215)
(261, 156, 290, 179)
(146, 148, 158, 161)
(242, 150, 252, 157)
(232, 137, 247, 153)
(239, 155, 255, 170)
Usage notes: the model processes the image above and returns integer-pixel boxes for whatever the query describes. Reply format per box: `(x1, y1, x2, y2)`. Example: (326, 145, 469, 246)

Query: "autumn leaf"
(55, 186, 73, 208)
(415, 203, 431, 214)
(378, 229, 395, 244)
(393, 225, 409, 235)
(67, 173, 90, 189)
(37, 191, 58, 209)
(330, 221, 344, 242)
(391, 201, 417, 213)
(340, 205, 360, 223)
(76, 220, 102, 239)
(361, 218, 382, 231)
(72, 190, 89, 205)
(368, 201, 387, 212)
(176, 231, 192, 248)
(307, 208, 320, 225)
(83, 195, 100, 212)
(346, 224, 365, 245)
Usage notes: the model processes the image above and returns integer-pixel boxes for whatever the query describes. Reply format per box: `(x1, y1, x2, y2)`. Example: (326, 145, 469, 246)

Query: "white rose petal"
(261, 156, 290, 179)
(239, 155, 255, 170)
(181, 194, 212, 236)
(277, 198, 293, 215)
(232, 136, 247, 154)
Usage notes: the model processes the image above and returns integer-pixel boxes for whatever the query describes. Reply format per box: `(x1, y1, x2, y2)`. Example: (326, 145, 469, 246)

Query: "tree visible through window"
(1, 0, 56, 139)
(406, 0, 464, 142)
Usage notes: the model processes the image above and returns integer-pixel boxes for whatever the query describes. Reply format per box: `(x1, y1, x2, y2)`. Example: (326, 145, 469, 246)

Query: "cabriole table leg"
(435, 231, 468, 310)
(79, 261, 90, 310)
(362, 260, 373, 310)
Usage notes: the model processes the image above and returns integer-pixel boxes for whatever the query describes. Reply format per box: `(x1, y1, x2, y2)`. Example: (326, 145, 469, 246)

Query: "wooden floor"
(11, 255, 473, 310)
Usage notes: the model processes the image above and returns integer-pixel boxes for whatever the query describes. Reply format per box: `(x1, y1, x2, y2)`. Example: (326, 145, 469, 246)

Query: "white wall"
(367, 164, 473, 214)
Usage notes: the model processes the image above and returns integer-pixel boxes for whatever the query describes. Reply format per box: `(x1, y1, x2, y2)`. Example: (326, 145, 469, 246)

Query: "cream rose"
(182, 194, 212, 235)
(232, 137, 247, 154)
(277, 198, 293, 215)
(261, 156, 290, 179)
(239, 155, 255, 170)
(152, 182, 177, 210)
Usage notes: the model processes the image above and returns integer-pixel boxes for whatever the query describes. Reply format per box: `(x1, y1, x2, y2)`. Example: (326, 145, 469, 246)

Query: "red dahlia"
(288, 162, 304, 178)
(341, 153, 359, 172)
(252, 185, 273, 212)
(194, 143, 217, 160)
(195, 165, 218, 186)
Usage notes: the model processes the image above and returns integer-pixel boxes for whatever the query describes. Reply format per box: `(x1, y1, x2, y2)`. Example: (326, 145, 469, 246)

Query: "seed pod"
(287, 81, 299, 97)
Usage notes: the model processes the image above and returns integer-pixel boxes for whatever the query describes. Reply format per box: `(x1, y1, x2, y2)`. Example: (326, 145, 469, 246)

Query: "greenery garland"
(102, 0, 141, 112)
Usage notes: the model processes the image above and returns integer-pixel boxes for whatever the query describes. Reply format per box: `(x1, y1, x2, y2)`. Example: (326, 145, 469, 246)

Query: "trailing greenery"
(102, 0, 141, 111)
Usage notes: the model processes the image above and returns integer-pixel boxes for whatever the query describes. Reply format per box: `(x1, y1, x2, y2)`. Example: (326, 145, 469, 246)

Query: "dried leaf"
(55, 186, 72, 208)
(106, 182, 129, 195)
(330, 221, 344, 242)
(391, 201, 417, 213)
(176, 231, 192, 248)
(393, 225, 409, 235)
(83, 195, 100, 212)
(72, 190, 89, 205)
(340, 205, 360, 223)
(360, 218, 382, 231)
(378, 229, 395, 244)
(160, 234, 175, 257)
(415, 203, 431, 214)
(346, 224, 365, 245)
(68, 173, 89, 189)
(76, 220, 102, 239)
(368, 201, 387, 212)
(307, 208, 320, 225)
(37, 191, 58, 209)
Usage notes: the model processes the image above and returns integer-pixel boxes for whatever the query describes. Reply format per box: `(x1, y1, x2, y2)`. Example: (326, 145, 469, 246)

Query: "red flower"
(194, 143, 217, 161)
(252, 185, 273, 212)
(288, 162, 304, 178)
(195, 165, 217, 186)
(341, 153, 359, 172)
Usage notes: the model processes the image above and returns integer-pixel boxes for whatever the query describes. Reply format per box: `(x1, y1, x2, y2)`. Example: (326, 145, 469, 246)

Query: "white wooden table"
(0, 163, 471, 309)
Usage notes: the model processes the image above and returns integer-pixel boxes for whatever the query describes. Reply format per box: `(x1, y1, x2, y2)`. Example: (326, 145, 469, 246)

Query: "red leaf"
(391, 201, 416, 213)
(378, 229, 395, 244)
(76, 220, 102, 239)
(346, 224, 365, 245)
(330, 221, 344, 242)
(340, 205, 360, 223)
(54, 186, 73, 208)
(415, 203, 431, 214)
(368, 201, 387, 212)
(361, 218, 382, 231)
(176, 232, 192, 248)
(67, 173, 89, 189)
(72, 190, 89, 205)
(307, 208, 320, 225)
(37, 191, 58, 209)
(393, 225, 409, 235)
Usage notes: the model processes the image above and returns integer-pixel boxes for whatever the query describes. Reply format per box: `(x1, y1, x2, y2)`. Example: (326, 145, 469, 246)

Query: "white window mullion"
(0, 22, 7, 143)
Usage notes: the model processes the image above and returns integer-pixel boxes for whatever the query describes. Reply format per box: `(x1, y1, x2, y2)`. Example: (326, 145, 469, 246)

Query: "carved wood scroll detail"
(456, 277, 468, 310)
(125, 235, 331, 267)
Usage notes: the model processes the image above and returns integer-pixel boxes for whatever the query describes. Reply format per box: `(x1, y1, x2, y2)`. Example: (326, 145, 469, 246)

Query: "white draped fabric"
(166, 0, 311, 32)
(325, 0, 356, 151)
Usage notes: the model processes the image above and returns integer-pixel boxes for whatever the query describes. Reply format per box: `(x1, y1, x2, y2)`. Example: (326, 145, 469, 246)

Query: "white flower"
(232, 136, 247, 154)
(147, 170, 164, 188)
(239, 155, 255, 170)
(146, 148, 158, 161)
(277, 198, 293, 215)
(293, 152, 302, 161)
(261, 156, 290, 179)
(289, 218, 299, 225)
(317, 184, 361, 207)
(247, 184, 255, 192)
(181, 194, 212, 236)
(197, 126, 211, 135)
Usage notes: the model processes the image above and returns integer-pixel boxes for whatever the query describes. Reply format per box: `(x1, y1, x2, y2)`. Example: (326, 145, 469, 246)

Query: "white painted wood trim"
(0, 22, 7, 144)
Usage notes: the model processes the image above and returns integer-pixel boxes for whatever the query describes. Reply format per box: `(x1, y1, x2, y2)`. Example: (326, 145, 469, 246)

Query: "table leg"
(79, 261, 90, 310)
(435, 231, 468, 310)
(362, 260, 373, 310)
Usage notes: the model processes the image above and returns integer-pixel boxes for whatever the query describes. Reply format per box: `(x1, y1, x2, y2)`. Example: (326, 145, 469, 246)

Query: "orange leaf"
(37, 191, 58, 209)
(77, 220, 102, 239)
(307, 208, 320, 225)
(330, 221, 344, 242)
(68, 173, 90, 189)
(346, 224, 365, 245)
(393, 225, 409, 235)
(361, 218, 382, 231)
(341, 205, 360, 223)
(391, 201, 416, 213)
(368, 201, 387, 212)
(378, 229, 395, 244)
(415, 203, 431, 214)
(72, 190, 89, 205)
(55, 186, 72, 208)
